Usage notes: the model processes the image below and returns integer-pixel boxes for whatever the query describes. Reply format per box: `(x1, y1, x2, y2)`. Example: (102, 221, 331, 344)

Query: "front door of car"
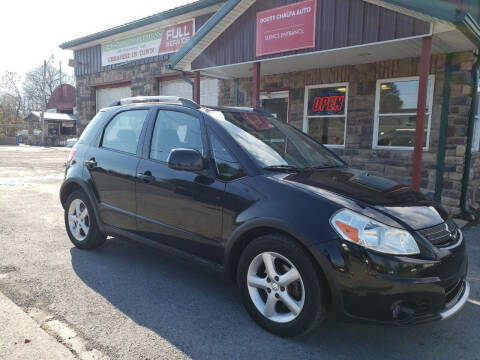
(135, 108, 225, 263)
(86, 108, 150, 232)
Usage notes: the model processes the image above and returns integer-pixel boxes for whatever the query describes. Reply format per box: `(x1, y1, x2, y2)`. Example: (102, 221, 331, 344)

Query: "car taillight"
(67, 147, 77, 164)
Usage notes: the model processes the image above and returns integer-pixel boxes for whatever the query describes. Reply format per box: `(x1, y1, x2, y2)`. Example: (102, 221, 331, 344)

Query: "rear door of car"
(86, 107, 151, 232)
(134, 106, 225, 263)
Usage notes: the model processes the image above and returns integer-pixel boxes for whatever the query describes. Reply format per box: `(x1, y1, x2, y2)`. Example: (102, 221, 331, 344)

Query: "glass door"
(260, 90, 289, 123)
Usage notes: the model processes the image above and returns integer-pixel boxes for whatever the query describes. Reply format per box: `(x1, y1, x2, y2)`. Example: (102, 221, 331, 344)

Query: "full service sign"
(101, 20, 194, 66)
(256, 0, 316, 57)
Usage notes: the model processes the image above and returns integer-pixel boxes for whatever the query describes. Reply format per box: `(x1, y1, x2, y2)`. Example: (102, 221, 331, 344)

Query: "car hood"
(274, 167, 447, 230)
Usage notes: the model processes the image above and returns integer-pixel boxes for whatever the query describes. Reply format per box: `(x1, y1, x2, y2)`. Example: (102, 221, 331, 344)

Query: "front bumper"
(324, 230, 469, 325)
(439, 281, 470, 320)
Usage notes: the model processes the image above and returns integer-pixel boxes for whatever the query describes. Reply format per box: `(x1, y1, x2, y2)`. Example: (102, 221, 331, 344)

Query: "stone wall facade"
(219, 52, 478, 215)
(75, 60, 168, 133)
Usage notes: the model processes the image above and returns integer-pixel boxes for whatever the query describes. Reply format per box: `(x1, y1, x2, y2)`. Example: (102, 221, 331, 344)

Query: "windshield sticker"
(242, 113, 275, 131)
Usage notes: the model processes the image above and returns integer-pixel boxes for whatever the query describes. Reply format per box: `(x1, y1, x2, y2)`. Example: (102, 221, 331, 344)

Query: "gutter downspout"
(180, 71, 195, 101)
(168, 67, 195, 100)
(460, 53, 479, 218)
(434, 53, 453, 202)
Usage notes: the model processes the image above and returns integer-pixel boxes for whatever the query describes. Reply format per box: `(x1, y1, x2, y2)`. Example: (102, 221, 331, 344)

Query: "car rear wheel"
(237, 233, 326, 337)
(64, 190, 106, 249)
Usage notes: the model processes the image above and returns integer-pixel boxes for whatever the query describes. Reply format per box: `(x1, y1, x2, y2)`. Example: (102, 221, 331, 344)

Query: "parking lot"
(0, 145, 479, 360)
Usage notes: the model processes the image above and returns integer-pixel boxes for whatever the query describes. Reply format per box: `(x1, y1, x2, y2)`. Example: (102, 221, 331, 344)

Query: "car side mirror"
(168, 148, 204, 172)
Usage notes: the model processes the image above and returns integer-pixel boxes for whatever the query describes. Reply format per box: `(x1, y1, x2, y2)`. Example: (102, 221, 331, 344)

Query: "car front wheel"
(237, 234, 326, 337)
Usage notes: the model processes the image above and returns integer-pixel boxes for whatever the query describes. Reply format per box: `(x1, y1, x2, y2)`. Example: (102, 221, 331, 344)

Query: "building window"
(47, 122, 58, 135)
(303, 83, 348, 147)
(373, 76, 434, 150)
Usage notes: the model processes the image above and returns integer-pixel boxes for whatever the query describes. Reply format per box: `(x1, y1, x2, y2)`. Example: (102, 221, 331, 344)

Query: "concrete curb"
(0, 291, 76, 360)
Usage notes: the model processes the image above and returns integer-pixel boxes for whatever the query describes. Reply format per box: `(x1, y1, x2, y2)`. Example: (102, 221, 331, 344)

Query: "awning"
(25, 112, 77, 122)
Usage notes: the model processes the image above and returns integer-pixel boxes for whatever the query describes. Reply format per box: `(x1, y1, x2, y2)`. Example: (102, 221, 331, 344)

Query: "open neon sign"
(310, 95, 345, 113)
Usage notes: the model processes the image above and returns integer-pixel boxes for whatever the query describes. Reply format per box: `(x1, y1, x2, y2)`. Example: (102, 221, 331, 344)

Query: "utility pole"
(40, 55, 54, 146)
(41, 60, 46, 145)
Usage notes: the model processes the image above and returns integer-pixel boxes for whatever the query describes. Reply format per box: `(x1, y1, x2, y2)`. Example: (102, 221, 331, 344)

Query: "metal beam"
(194, 71, 201, 104)
(411, 36, 432, 191)
(252, 62, 260, 109)
(434, 53, 453, 202)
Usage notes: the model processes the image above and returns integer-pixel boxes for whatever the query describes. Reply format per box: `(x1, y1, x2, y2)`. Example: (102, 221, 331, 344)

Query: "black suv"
(61, 96, 468, 337)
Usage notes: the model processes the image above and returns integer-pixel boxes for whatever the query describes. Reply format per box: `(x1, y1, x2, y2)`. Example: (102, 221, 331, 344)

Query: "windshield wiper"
(263, 164, 341, 173)
(310, 164, 342, 170)
(263, 165, 306, 173)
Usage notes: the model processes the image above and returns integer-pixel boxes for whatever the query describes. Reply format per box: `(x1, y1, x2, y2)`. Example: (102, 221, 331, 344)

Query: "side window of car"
(150, 110, 203, 162)
(210, 132, 245, 181)
(102, 110, 149, 154)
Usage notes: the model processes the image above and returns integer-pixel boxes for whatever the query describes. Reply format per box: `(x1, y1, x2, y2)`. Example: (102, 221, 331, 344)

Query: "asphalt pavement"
(0, 145, 479, 360)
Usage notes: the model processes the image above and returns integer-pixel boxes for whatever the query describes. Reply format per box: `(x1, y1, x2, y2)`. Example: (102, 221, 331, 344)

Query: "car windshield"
(207, 110, 344, 170)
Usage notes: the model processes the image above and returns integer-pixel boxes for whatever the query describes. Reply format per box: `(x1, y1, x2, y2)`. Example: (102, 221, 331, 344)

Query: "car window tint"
(102, 110, 148, 154)
(151, 110, 203, 162)
(210, 133, 245, 181)
(78, 111, 105, 144)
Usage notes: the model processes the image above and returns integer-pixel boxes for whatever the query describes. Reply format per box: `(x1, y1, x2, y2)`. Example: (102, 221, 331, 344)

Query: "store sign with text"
(101, 20, 194, 66)
(256, 0, 316, 57)
(308, 89, 346, 116)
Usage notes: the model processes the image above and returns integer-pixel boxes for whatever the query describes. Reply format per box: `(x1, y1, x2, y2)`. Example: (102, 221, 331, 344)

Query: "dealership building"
(60, 0, 480, 216)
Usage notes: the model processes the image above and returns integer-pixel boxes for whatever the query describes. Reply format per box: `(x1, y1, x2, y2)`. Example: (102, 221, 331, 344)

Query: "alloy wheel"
(68, 199, 90, 241)
(246, 251, 305, 323)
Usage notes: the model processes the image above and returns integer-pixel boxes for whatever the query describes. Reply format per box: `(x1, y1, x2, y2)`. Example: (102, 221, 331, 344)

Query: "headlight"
(330, 209, 420, 255)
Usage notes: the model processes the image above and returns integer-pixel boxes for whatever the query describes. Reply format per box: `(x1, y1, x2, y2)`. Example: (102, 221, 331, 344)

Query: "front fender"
(60, 177, 105, 234)
(223, 217, 345, 315)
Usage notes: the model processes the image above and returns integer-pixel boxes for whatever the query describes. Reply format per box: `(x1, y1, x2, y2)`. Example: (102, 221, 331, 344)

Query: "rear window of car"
(77, 111, 106, 145)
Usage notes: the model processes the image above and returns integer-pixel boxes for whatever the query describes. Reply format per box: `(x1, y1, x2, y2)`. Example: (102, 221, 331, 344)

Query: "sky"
(1, 0, 193, 80)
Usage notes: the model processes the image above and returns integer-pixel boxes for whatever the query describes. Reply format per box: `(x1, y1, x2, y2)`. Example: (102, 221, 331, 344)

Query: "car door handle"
(84, 158, 97, 168)
(136, 172, 155, 183)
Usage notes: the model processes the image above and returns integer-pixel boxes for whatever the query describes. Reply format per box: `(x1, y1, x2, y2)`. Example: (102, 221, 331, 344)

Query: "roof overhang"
(168, 0, 256, 71)
(196, 30, 475, 79)
(59, 0, 225, 50)
(170, 0, 480, 73)
(365, 0, 480, 47)
(25, 112, 77, 122)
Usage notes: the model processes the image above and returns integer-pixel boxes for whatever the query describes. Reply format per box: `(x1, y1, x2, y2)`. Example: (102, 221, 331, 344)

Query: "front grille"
(417, 219, 460, 248)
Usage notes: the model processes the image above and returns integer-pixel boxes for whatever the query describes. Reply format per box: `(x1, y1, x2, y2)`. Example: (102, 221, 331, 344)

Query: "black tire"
(237, 233, 326, 337)
(64, 190, 106, 250)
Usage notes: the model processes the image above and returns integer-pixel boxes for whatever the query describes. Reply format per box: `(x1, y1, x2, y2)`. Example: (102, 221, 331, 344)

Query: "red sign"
(159, 20, 194, 55)
(311, 95, 345, 113)
(256, 0, 317, 57)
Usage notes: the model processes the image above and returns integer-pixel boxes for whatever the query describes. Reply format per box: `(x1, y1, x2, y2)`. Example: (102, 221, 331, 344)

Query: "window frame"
(146, 107, 207, 165)
(372, 75, 435, 151)
(100, 108, 151, 156)
(207, 127, 246, 182)
(302, 82, 349, 148)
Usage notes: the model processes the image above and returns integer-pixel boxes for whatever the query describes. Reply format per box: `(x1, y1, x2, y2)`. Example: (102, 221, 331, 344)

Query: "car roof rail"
(108, 96, 200, 109)
(203, 105, 274, 117)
